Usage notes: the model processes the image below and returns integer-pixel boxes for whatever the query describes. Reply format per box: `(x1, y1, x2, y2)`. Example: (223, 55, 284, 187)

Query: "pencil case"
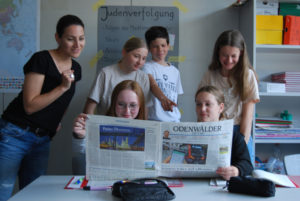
(227, 176, 276, 197)
(112, 178, 175, 201)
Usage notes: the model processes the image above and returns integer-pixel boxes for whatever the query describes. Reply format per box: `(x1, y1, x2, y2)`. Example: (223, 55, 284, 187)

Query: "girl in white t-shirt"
(199, 30, 260, 163)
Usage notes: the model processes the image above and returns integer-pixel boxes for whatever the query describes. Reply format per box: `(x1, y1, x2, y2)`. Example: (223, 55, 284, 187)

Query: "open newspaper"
(86, 115, 233, 181)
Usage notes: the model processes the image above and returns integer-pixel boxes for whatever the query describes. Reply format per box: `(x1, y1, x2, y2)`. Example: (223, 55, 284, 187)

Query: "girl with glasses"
(72, 80, 146, 174)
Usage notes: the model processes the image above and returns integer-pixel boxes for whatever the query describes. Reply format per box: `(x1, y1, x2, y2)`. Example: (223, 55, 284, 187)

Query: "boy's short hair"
(145, 26, 169, 47)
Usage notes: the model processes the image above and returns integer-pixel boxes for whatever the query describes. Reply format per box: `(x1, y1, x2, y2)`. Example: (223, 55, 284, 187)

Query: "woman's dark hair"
(56, 14, 84, 38)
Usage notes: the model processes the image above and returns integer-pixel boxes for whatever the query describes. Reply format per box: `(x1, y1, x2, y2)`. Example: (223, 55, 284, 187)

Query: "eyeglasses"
(116, 102, 139, 110)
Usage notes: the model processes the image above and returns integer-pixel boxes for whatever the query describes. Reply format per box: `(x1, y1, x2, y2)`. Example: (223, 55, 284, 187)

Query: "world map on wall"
(0, 0, 38, 92)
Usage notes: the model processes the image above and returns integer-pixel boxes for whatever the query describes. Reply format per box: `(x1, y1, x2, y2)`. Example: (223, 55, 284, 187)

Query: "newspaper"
(86, 115, 233, 181)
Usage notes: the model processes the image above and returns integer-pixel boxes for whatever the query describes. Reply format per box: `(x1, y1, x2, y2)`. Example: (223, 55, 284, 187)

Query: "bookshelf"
(239, 0, 300, 161)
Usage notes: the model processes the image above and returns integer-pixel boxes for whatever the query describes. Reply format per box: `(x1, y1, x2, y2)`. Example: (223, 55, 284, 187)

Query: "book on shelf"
(271, 72, 300, 78)
(255, 134, 300, 139)
(256, 124, 292, 129)
(272, 72, 300, 81)
(261, 72, 300, 92)
(271, 72, 300, 92)
(285, 86, 300, 92)
(272, 80, 300, 83)
(272, 77, 300, 82)
(255, 117, 293, 129)
(259, 81, 285, 93)
(255, 127, 300, 139)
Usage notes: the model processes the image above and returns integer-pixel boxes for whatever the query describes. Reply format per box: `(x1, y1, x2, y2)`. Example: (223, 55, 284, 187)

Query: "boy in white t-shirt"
(143, 26, 183, 122)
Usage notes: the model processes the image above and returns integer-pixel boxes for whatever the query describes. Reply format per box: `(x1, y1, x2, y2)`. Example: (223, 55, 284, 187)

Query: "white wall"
(1, 0, 240, 175)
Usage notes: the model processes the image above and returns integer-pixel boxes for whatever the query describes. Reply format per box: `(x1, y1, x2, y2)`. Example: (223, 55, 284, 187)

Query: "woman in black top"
(195, 85, 253, 180)
(0, 14, 85, 201)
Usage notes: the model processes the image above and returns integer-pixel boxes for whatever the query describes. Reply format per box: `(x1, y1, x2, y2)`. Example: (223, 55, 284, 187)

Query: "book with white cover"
(259, 81, 285, 93)
(252, 169, 299, 188)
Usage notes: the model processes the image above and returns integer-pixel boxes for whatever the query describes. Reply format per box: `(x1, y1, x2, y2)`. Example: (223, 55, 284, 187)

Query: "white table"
(8, 175, 300, 201)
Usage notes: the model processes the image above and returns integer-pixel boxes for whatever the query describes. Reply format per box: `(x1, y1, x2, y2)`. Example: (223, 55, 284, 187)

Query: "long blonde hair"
(208, 30, 258, 101)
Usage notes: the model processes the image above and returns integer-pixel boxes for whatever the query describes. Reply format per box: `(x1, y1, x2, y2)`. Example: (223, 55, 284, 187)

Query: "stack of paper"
(255, 128, 300, 139)
(255, 117, 292, 129)
(272, 72, 300, 92)
(259, 81, 285, 93)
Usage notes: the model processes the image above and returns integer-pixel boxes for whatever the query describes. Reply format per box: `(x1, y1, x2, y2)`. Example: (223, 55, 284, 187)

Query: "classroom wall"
(1, 0, 240, 175)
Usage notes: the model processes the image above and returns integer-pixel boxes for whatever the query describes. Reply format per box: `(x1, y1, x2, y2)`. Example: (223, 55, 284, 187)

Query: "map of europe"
(0, 0, 38, 92)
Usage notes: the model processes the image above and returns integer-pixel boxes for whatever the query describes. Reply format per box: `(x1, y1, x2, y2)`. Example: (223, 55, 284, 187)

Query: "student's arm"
(231, 130, 254, 177)
(83, 98, 97, 114)
(145, 107, 148, 120)
(240, 101, 255, 143)
(217, 129, 253, 180)
(23, 70, 74, 115)
(148, 74, 177, 112)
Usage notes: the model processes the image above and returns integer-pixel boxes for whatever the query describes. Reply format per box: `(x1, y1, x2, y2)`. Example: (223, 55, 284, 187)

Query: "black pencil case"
(112, 178, 175, 201)
(227, 176, 276, 197)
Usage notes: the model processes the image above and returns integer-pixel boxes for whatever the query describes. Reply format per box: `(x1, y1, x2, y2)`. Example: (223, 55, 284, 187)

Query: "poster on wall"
(0, 0, 40, 93)
(97, 6, 179, 73)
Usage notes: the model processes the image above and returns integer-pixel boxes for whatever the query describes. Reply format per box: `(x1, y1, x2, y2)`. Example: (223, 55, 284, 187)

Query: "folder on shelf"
(283, 15, 300, 45)
(256, 15, 283, 45)
(279, 2, 300, 17)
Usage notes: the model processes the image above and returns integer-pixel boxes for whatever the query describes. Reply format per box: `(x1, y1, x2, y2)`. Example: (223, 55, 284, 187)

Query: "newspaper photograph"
(159, 120, 233, 178)
(85, 115, 233, 181)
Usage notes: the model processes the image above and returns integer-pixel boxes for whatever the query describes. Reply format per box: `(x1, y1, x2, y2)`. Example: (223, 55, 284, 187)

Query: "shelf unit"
(255, 139, 300, 143)
(260, 92, 300, 96)
(239, 0, 300, 161)
(256, 44, 300, 49)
